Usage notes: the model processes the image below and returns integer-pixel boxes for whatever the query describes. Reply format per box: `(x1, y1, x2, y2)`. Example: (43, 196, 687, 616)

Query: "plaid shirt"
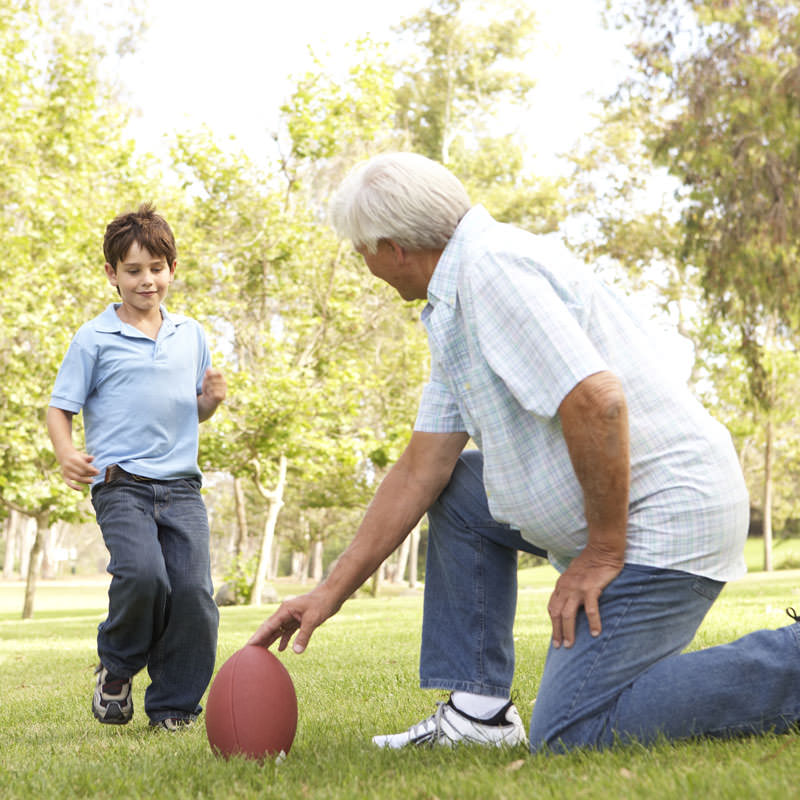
(415, 206, 748, 580)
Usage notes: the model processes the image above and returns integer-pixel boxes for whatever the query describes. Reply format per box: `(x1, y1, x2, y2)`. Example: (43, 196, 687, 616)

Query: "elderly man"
(250, 152, 800, 752)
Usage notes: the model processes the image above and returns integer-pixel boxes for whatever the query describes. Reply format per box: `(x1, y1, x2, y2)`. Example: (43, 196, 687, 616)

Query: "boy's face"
(105, 241, 176, 316)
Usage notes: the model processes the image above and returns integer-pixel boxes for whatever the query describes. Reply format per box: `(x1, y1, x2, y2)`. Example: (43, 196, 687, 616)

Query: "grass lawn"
(1, 565, 798, 799)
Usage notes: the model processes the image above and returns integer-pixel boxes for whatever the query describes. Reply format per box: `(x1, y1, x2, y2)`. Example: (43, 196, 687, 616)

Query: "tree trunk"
(271, 539, 281, 581)
(3, 509, 21, 578)
(392, 535, 410, 584)
(41, 522, 63, 579)
(408, 521, 420, 588)
(232, 475, 248, 558)
(22, 513, 49, 619)
(250, 455, 287, 605)
(312, 539, 324, 583)
(18, 514, 36, 584)
(763, 417, 774, 572)
(369, 561, 386, 597)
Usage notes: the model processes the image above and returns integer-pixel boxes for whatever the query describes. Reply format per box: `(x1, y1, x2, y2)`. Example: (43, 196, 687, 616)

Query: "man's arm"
(548, 370, 630, 648)
(46, 406, 99, 490)
(249, 430, 470, 653)
(197, 368, 226, 422)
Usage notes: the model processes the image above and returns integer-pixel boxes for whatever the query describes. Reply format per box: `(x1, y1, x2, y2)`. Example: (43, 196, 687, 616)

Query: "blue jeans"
(421, 451, 800, 751)
(91, 475, 219, 723)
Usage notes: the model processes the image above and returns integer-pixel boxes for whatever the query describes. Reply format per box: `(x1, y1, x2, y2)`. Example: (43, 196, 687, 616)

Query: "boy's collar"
(96, 303, 188, 333)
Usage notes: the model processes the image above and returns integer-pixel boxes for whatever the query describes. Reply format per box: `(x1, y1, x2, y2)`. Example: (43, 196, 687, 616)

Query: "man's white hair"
(330, 152, 471, 254)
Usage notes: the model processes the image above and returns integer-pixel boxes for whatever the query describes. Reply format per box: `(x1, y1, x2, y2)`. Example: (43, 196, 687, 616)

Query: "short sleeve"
(414, 357, 467, 433)
(469, 257, 608, 418)
(49, 334, 96, 414)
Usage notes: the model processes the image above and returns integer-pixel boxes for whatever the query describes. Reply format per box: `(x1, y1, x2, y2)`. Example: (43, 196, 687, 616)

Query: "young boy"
(47, 204, 226, 730)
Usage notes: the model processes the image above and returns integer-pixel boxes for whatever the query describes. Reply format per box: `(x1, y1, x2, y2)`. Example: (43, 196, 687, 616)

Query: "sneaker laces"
(102, 675, 128, 695)
(406, 701, 447, 744)
(787, 607, 799, 623)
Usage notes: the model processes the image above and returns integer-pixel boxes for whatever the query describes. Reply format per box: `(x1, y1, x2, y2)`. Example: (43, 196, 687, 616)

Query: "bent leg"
(530, 564, 800, 752)
(420, 450, 546, 696)
(92, 482, 170, 678)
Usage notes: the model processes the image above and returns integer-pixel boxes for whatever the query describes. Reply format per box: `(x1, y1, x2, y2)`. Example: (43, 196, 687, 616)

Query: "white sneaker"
(372, 698, 527, 749)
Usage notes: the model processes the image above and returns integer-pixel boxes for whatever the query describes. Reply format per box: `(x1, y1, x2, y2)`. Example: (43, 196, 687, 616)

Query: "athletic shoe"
(372, 697, 527, 749)
(149, 716, 196, 732)
(92, 664, 133, 725)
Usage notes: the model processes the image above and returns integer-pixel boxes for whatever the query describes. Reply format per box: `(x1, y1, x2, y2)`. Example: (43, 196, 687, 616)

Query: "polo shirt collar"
(426, 205, 494, 309)
(95, 303, 185, 335)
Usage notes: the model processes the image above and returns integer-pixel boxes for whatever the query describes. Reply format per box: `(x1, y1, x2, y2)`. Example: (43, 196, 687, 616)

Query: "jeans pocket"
(691, 576, 725, 601)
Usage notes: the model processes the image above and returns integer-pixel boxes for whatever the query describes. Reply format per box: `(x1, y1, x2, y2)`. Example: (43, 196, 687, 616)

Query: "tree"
(566, 0, 800, 568)
(0, 0, 144, 614)
(393, 0, 565, 231)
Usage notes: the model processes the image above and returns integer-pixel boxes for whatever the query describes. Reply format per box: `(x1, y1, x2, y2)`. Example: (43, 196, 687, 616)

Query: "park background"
(2, 2, 800, 798)
(3, 0, 800, 617)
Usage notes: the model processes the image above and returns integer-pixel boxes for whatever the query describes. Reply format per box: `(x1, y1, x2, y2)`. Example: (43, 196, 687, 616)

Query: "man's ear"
(386, 240, 406, 262)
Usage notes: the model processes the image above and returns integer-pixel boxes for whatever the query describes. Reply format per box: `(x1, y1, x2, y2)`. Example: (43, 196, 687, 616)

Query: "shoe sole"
(92, 699, 132, 725)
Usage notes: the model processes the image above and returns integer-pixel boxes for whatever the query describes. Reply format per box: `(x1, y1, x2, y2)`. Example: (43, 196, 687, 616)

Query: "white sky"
(119, 0, 631, 175)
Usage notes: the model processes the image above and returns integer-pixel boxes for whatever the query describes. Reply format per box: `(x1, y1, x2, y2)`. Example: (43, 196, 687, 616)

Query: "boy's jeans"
(421, 450, 800, 751)
(91, 474, 219, 723)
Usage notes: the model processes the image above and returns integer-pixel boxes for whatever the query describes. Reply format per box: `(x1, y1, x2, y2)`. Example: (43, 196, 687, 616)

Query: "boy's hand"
(59, 450, 100, 491)
(198, 368, 226, 421)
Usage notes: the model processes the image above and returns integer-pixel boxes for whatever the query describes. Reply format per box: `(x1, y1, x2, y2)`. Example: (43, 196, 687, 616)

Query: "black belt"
(104, 464, 152, 484)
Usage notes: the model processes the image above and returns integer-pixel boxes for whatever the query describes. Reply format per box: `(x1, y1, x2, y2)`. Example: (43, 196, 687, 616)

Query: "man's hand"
(547, 543, 623, 648)
(58, 449, 100, 491)
(554, 371, 630, 649)
(198, 368, 226, 421)
(248, 587, 340, 654)
(247, 431, 468, 654)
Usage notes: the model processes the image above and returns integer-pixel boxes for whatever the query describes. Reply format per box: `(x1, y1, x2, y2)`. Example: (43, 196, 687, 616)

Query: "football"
(205, 645, 298, 761)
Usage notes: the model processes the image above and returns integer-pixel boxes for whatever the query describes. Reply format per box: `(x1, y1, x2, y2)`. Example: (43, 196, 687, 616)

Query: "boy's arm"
(46, 406, 99, 490)
(197, 368, 226, 422)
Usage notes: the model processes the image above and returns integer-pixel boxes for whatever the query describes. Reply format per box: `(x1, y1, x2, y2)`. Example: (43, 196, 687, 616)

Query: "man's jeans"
(421, 450, 800, 751)
(91, 475, 219, 723)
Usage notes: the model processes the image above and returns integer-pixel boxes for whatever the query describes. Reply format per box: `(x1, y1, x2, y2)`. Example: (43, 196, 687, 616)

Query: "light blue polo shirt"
(50, 303, 211, 484)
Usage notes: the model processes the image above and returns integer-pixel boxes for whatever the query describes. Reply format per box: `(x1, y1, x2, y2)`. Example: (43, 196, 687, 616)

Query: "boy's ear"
(169, 260, 177, 278)
(104, 262, 118, 285)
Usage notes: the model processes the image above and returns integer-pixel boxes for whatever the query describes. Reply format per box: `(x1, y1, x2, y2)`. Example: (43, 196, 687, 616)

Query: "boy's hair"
(103, 203, 177, 268)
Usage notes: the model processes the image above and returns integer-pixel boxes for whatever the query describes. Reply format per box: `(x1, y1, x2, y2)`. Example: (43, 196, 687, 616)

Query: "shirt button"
(464, 382, 470, 390)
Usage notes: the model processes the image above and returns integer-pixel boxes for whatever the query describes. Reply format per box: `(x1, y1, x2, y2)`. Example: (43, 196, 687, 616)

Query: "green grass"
(1, 567, 798, 799)
(744, 535, 800, 571)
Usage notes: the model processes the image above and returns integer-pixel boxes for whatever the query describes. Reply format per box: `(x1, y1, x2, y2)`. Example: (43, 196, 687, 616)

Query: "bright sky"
(119, 0, 631, 175)
(115, 1, 690, 367)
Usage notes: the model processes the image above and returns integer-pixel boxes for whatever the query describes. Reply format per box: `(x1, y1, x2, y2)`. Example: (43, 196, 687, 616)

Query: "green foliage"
(0, 0, 143, 522)
(569, 1, 800, 549)
(0, 0, 570, 581)
(219, 554, 258, 605)
(391, 0, 564, 230)
(393, 0, 537, 164)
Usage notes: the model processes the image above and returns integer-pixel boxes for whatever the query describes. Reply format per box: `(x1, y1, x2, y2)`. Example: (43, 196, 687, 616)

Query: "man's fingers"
(292, 626, 312, 654)
(548, 595, 565, 648)
(584, 595, 602, 638)
(249, 615, 289, 648)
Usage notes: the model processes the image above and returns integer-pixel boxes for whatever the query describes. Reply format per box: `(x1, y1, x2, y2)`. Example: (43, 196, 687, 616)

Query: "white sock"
(450, 691, 509, 720)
